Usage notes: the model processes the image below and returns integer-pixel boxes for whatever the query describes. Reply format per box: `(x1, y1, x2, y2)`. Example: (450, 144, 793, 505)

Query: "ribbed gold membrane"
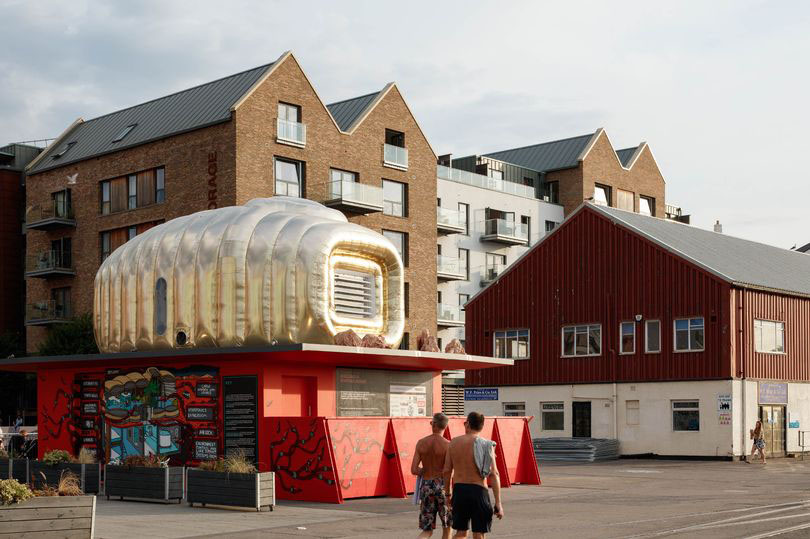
(93, 197, 404, 352)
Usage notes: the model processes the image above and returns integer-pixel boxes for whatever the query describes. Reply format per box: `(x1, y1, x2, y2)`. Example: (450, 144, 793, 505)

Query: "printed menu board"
(223, 376, 258, 463)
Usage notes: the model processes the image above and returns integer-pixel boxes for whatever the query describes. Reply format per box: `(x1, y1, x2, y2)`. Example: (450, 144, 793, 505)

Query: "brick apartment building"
(23, 51, 437, 352)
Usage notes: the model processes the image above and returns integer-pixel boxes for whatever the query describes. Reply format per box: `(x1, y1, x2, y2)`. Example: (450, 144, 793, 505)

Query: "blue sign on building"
(464, 388, 498, 401)
(758, 382, 788, 404)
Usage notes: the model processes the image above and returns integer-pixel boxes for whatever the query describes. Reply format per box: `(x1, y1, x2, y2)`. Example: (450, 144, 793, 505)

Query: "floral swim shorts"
(754, 438, 766, 450)
(419, 478, 452, 531)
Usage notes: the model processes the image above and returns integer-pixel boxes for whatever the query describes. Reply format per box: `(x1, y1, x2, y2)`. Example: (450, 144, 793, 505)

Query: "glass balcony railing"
(437, 207, 466, 232)
(25, 202, 75, 227)
(480, 262, 506, 284)
(437, 303, 465, 325)
(383, 143, 408, 169)
(482, 219, 529, 243)
(437, 255, 466, 279)
(277, 118, 307, 146)
(327, 180, 384, 211)
(25, 300, 71, 325)
(26, 250, 74, 275)
(437, 165, 536, 198)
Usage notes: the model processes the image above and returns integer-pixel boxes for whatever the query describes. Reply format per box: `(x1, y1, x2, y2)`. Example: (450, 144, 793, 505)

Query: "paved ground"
(95, 458, 810, 538)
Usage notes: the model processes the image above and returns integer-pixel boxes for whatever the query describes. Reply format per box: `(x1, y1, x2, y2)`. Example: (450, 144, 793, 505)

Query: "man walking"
(443, 412, 503, 538)
(411, 413, 452, 539)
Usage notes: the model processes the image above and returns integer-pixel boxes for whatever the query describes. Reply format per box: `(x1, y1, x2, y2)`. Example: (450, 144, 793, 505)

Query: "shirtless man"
(443, 412, 503, 538)
(411, 413, 452, 539)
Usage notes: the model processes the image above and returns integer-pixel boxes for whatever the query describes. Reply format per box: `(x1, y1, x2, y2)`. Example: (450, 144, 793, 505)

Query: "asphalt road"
(95, 458, 810, 538)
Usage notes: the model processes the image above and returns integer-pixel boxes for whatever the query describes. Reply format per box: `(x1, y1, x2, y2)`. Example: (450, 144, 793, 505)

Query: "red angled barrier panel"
(493, 417, 540, 485)
(390, 417, 433, 494)
(269, 417, 343, 503)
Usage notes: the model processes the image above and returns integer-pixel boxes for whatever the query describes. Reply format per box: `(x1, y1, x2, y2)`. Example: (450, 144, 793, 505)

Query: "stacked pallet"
(533, 437, 620, 462)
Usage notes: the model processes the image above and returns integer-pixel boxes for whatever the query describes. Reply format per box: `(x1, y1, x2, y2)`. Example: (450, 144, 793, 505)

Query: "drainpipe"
(738, 289, 746, 459)
(613, 381, 618, 440)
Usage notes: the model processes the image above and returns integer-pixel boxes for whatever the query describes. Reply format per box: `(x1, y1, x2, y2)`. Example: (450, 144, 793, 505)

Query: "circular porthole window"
(176, 330, 188, 346)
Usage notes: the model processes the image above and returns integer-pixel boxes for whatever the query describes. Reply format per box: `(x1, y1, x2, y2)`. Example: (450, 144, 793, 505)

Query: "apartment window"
(754, 319, 785, 354)
(51, 287, 71, 318)
(156, 167, 165, 203)
(382, 230, 408, 266)
(521, 215, 531, 244)
(545, 220, 558, 234)
(645, 320, 661, 353)
(112, 124, 137, 143)
(540, 402, 564, 430)
(127, 174, 137, 209)
(154, 278, 167, 336)
(620, 322, 635, 354)
(51, 237, 72, 268)
(100, 232, 111, 262)
(275, 158, 304, 197)
(101, 181, 111, 214)
(546, 181, 559, 204)
(639, 196, 654, 216)
(458, 248, 469, 280)
(626, 400, 640, 426)
(593, 184, 611, 206)
(385, 129, 404, 147)
(494, 329, 530, 359)
(382, 179, 406, 217)
(672, 400, 700, 431)
(562, 324, 602, 357)
(458, 202, 469, 234)
(100, 167, 164, 214)
(674, 318, 704, 352)
(617, 189, 634, 211)
(53, 189, 71, 218)
(278, 102, 301, 123)
(127, 226, 137, 241)
(503, 403, 526, 417)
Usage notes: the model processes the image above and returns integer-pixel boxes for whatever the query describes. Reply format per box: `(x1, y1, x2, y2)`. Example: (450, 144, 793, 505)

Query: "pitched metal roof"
(592, 204, 810, 298)
(483, 132, 595, 173)
(615, 146, 638, 167)
(326, 91, 381, 131)
(28, 63, 274, 175)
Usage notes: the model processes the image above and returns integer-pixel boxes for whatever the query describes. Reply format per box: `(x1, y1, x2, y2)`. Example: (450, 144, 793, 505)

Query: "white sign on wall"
(717, 394, 732, 425)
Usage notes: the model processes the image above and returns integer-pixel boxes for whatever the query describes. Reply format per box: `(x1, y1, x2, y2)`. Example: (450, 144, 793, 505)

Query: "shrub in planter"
(30, 449, 101, 494)
(188, 452, 275, 511)
(105, 455, 184, 503)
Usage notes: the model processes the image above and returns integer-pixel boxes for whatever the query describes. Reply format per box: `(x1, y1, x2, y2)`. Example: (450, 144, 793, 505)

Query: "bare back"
(416, 434, 450, 480)
(446, 433, 486, 487)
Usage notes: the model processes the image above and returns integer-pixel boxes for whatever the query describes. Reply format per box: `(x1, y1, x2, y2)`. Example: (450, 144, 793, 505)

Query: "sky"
(2, 0, 809, 248)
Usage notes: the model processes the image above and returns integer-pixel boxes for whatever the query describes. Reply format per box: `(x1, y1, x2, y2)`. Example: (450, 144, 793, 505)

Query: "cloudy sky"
(3, 1, 809, 247)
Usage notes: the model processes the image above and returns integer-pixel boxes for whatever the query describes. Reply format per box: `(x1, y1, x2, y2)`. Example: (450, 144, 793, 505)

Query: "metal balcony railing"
(276, 118, 307, 146)
(437, 255, 467, 279)
(481, 218, 528, 243)
(480, 262, 506, 284)
(437, 206, 466, 232)
(383, 143, 408, 169)
(437, 303, 465, 325)
(25, 300, 71, 324)
(437, 165, 536, 199)
(26, 250, 74, 275)
(327, 179, 384, 211)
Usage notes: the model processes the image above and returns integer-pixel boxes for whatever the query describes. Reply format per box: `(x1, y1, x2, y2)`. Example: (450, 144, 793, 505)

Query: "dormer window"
(52, 142, 76, 160)
(112, 124, 137, 143)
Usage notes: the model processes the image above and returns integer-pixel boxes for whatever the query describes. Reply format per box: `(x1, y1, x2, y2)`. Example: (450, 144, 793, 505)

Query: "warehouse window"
(154, 278, 167, 336)
(541, 402, 564, 430)
(754, 319, 785, 354)
(562, 324, 601, 357)
(672, 400, 700, 431)
(639, 196, 655, 216)
(674, 318, 704, 352)
(617, 189, 634, 211)
(645, 320, 661, 353)
(620, 322, 635, 354)
(503, 402, 526, 417)
(593, 184, 611, 206)
(494, 329, 529, 359)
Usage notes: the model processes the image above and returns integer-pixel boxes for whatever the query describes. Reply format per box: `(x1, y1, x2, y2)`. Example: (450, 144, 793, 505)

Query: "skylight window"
(51, 141, 76, 159)
(112, 124, 137, 143)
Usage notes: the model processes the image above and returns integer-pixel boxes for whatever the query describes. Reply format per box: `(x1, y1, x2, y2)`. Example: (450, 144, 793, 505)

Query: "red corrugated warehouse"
(464, 202, 810, 459)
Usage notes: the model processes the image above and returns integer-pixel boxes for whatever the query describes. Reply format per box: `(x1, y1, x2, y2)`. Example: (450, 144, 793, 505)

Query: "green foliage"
(37, 313, 98, 356)
(121, 454, 168, 468)
(0, 479, 33, 505)
(42, 449, 72, 466)
(0, 331, 24, 359)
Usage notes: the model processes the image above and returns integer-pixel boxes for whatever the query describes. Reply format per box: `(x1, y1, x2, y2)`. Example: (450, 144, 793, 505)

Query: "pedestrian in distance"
(748, 419, 767, 464)
(411, 412, 452, 539)
(443, 411, 503, 539)
(13, 411, 23, 433)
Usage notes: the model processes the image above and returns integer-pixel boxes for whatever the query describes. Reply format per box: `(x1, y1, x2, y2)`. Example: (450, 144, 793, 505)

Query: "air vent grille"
(333, 268, 377, 319)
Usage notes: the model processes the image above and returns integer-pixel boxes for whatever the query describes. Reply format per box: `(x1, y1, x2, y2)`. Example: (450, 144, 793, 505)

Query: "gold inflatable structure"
(94, 197, 404, 352)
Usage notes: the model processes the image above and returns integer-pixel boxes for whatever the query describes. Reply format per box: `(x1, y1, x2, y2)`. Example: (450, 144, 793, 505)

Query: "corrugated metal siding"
(738, 288, 810, 381)
(465, 208, 732, 387)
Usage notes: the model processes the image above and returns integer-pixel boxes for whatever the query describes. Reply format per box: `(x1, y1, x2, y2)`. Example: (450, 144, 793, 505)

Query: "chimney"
(714, 220, 723, 234)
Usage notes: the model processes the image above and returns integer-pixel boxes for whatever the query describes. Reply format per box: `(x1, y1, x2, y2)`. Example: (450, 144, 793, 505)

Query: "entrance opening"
(759, 405, 786, 458)
(572, 401, 592, 438)
(281, 376, 318, 417)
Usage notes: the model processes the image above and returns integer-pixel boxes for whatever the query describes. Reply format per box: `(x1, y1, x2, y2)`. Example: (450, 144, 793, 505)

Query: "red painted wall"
(465, 207, 733, 386)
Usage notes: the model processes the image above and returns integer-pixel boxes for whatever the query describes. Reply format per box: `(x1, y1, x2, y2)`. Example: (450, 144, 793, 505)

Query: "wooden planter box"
(0, 494, 96, 538)
(187, 469, 275, 511)
(0, 457, 28, 483)
(29, 461, 101, 493)
(104, 465, 184, 503)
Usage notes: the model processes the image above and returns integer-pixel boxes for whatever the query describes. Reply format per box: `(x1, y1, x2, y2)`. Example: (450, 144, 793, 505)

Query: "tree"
(37, 313, 99, 356)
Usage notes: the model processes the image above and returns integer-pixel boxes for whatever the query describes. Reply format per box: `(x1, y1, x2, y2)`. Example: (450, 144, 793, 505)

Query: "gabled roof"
(27, 62, 275, 175)
(327, 91, 381, 131)
(615, 146, 638, 167)
(795, 242, 810, 254)
(483, 132, 594, 173)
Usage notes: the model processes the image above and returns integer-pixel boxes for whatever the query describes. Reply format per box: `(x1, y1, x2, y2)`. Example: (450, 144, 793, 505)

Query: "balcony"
(276, 118, 306, 147)
(479, 263, 506, 286)
(437, 303, 465, 327)
(437, 255, 467, 281)
(383, 144, 408, 170)
(480, 219, 528, 245)
(437, 165, 536, 199)
(25, 250, 75, 278)
(665, 203, 691, 224)
(437, 207, 466, 235)
(25, 203, 75, 230)
(324, 180, 384, 213)
(25, 300, 71, 326)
